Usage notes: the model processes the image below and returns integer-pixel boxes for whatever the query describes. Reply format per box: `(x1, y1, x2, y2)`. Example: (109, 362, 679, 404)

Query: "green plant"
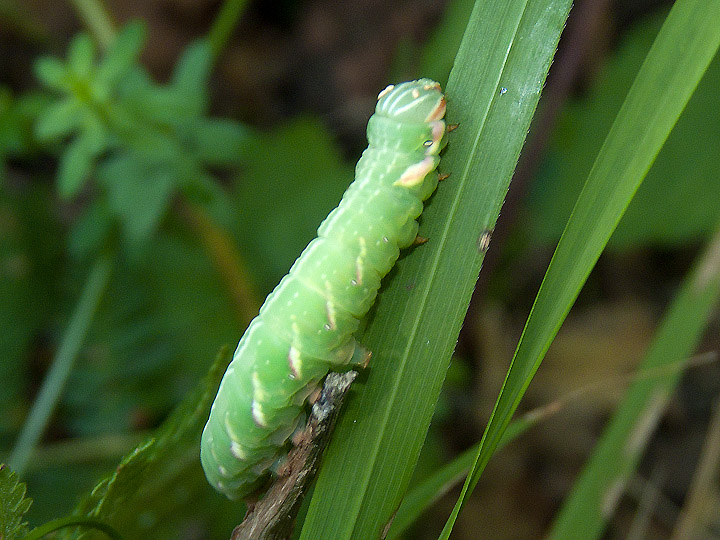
(2, 0, 719, 538)
(34, 22, 251, 245)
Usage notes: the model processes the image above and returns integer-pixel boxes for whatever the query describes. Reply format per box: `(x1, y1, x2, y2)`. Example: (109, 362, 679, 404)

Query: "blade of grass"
(8, 254, 113, 476)
(548, 224, 720, 540)
(299, 1, 571, 538)
(441, 0, 720, 536)
(391, 350, 719, 538)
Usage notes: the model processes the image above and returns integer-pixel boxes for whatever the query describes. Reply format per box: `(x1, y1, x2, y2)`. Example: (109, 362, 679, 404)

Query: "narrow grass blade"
(442, 0, 720, 536)
(548, 225, 720, 540)
(299, 0, 571, 538)
(8, 254, 113, 477)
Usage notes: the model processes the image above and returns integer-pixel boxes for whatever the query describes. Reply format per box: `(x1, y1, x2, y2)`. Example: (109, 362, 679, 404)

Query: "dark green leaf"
(0, 185, 61, 436)
(68, 201, 115, 259)
(58, 135, 97, 199)
(0, 90, 51, 156)
(531, 10, 720, 249)
(235, 116, 352, 292)
(124, 84, 201, 126)
(100, 155, 176, 242)
(171, 40, 213, 107)
(420, 0, 476, 85)
(187, 118, 253, 165)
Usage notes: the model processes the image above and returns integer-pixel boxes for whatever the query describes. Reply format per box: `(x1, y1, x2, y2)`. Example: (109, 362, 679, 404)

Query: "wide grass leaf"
(442, 0, 720, 536)
(299, 0, 571, 538)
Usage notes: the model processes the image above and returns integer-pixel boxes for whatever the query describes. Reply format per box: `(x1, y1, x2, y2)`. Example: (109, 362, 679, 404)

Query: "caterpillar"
(201, 78, 447, 500)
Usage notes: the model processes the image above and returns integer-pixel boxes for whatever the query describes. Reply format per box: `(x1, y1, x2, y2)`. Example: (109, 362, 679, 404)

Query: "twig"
(231, 371, 358, 540)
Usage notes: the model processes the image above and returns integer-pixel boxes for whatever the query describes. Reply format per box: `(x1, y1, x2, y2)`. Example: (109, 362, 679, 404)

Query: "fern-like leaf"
(0, 464, 33, 540)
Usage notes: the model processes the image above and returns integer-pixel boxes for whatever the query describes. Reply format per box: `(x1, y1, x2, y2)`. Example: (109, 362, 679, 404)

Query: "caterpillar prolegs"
(201, 79, 447, 499)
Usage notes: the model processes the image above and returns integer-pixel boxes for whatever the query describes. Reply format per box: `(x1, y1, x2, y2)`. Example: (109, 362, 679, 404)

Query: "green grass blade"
(8, 254, 113, 477)
(547, 224, 720, 539)
(299, 0, 571, 538)
(441, 0, 720, 536)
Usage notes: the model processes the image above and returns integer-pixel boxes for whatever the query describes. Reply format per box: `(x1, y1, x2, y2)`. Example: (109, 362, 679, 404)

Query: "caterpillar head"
(370, 79, 446, 156)
(375, 79, 446, 125)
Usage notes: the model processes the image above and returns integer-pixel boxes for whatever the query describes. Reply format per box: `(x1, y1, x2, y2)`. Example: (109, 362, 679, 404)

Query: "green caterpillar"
(201, 79, 447, 499)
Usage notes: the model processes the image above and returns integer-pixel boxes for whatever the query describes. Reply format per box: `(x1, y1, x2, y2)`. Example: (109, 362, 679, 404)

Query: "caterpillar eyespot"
(201, 78, 447, 500)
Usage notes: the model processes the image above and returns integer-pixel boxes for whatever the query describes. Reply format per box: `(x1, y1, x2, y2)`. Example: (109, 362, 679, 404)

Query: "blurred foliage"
(0, 185, 62, 443)
(0, 17, 258, 527)
(418, 0, 475, 86)
(530, 9, 720, 250)
(60, 347, 237, 540)
(0, 89, 51, 179)
(235, 116, 353, 292)
(0, 11, 363, 533)
(34, 21, 252, 246)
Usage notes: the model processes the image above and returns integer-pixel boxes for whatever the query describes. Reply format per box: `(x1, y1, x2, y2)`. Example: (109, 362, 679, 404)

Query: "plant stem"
(178, 200, 260, 326)
(9, 254, 113, 477)
(207, 0, 251, 62)
(69, 0, 116, 50)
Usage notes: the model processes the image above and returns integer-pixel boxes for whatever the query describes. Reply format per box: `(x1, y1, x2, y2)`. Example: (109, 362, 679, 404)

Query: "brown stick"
(231, 371, 357, 540)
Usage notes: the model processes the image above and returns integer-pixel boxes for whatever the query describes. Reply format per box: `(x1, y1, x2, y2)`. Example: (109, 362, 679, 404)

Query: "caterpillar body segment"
(201, 78, 447, 499)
